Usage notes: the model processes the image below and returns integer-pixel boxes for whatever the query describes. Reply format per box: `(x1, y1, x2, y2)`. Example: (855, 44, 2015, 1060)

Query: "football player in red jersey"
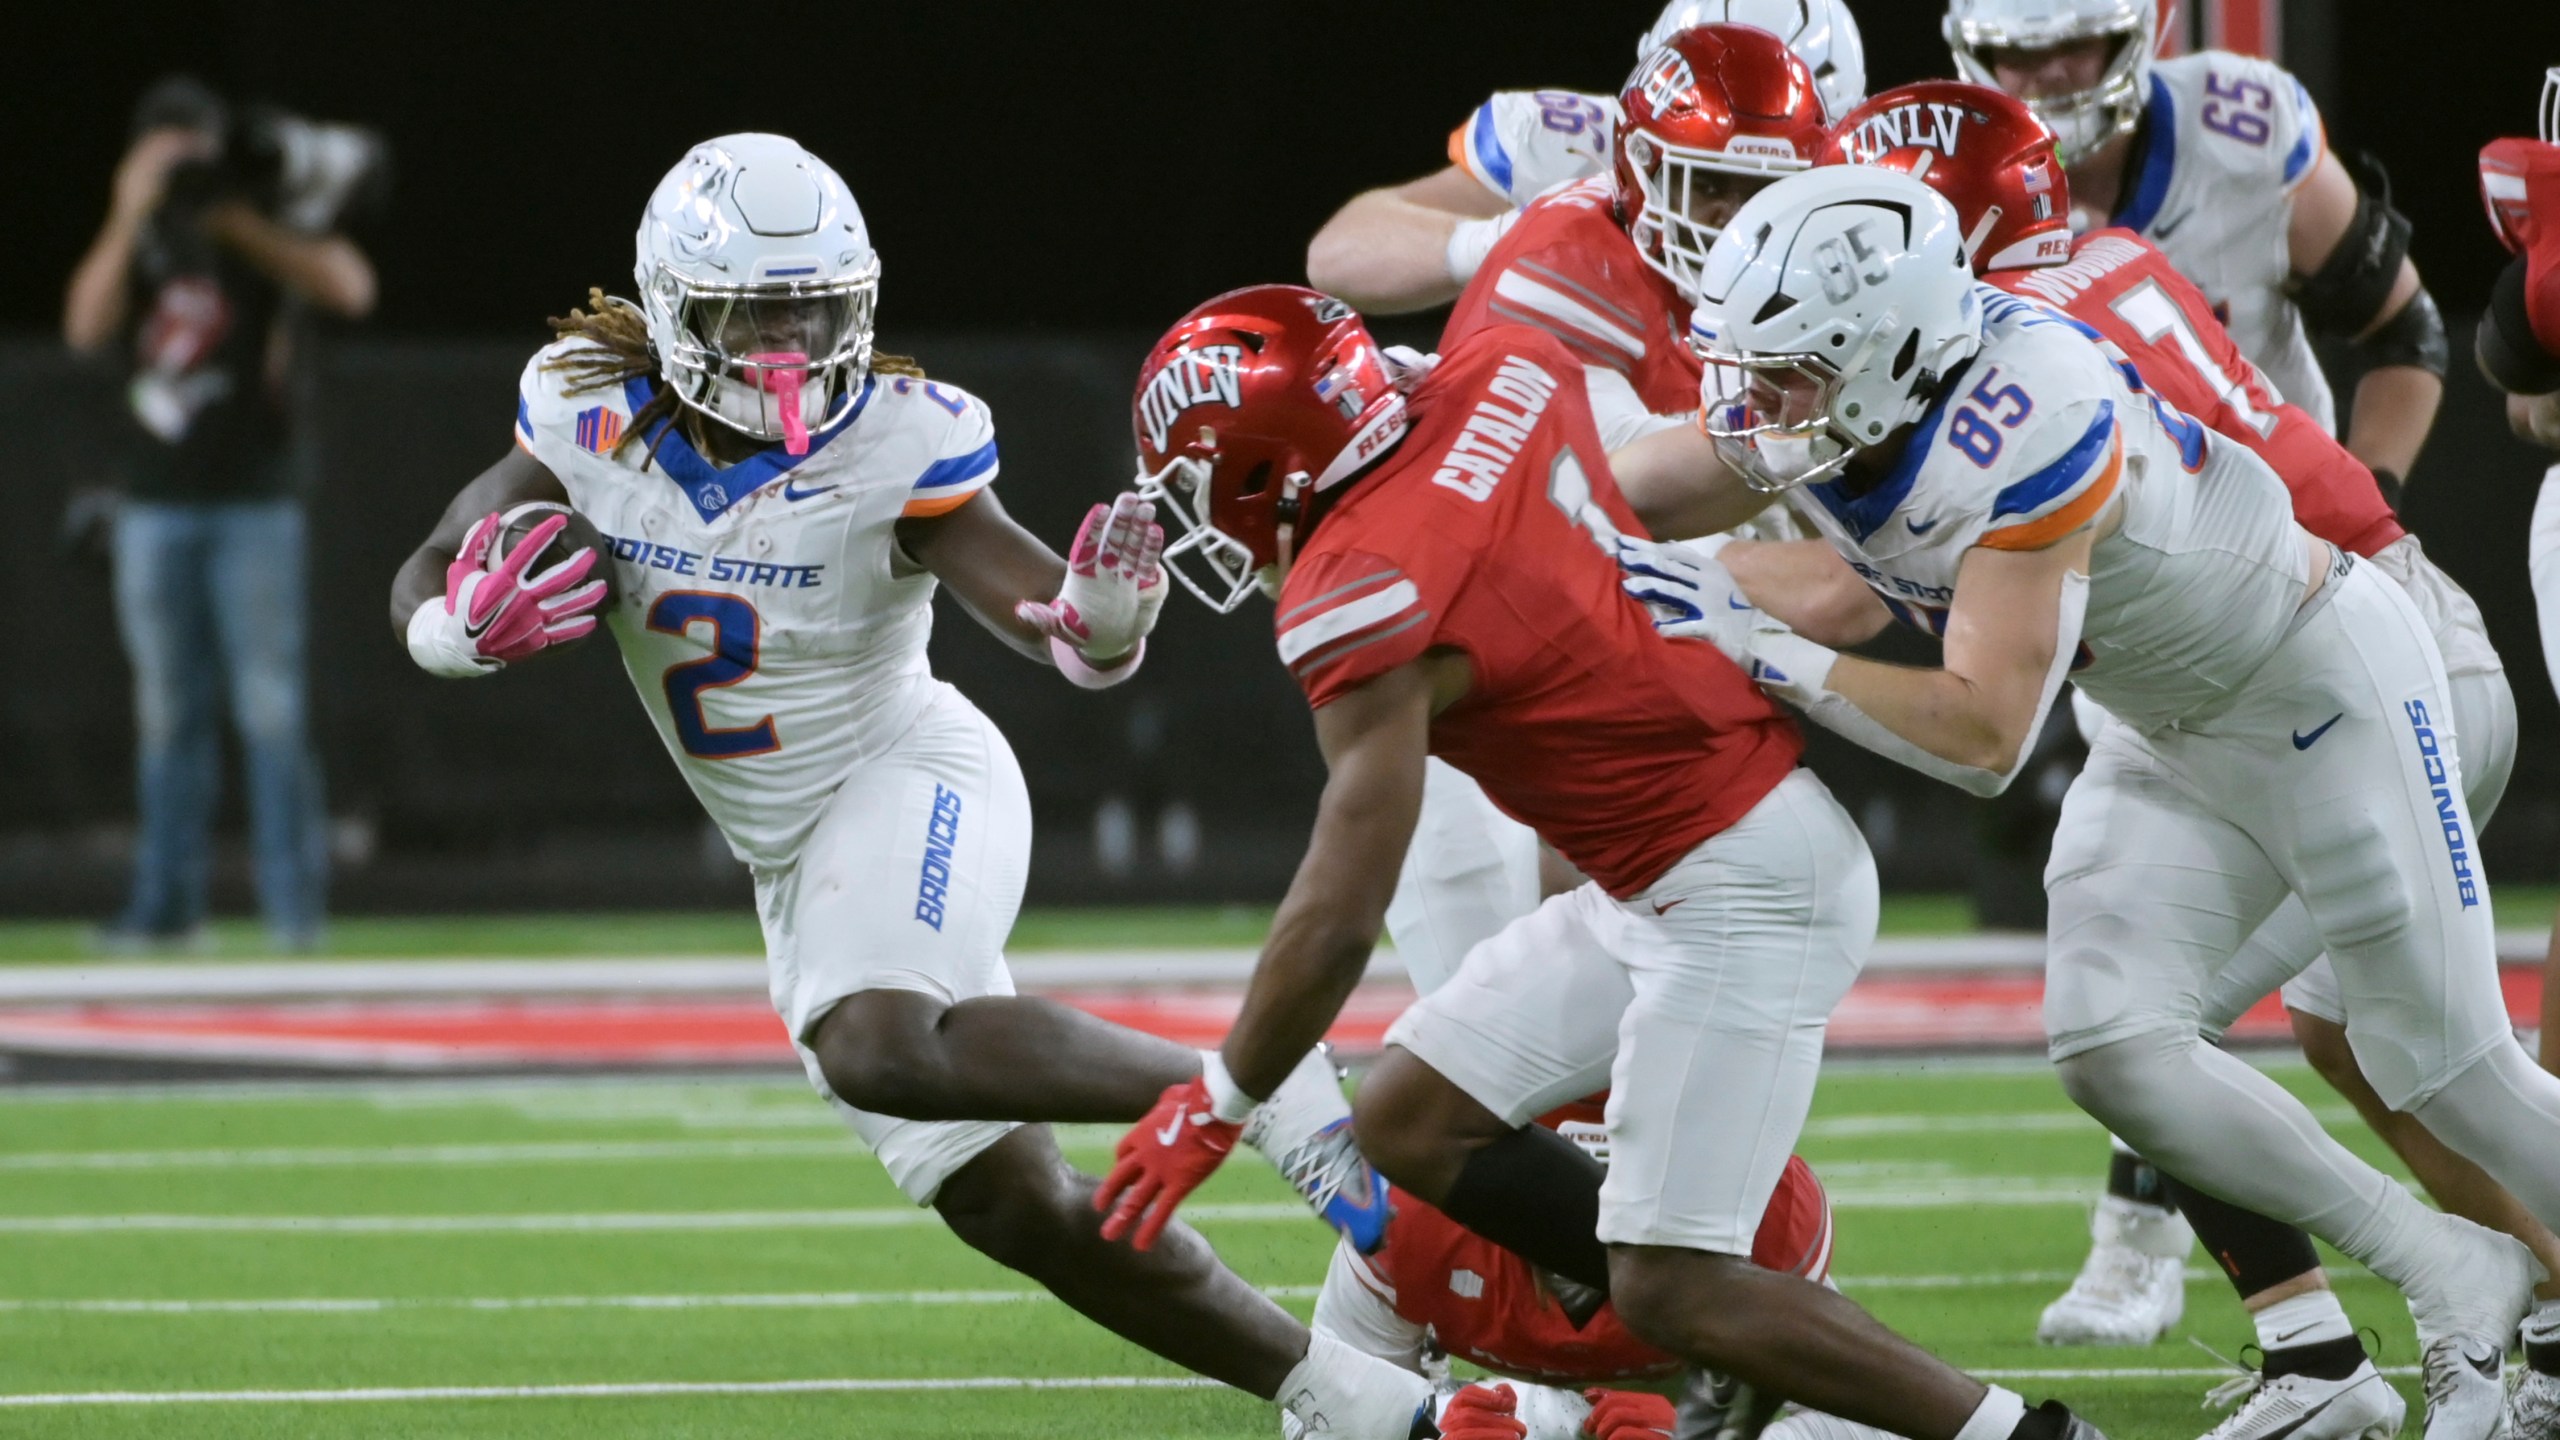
(1443, 24, 1825, 456)
(2481, 66, 2560, 1440)
(1738, 81, 2536, 1440)
(1092, 285, 2104, 1440)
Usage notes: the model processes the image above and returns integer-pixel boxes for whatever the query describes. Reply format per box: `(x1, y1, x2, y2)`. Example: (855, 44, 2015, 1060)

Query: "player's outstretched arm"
(899, 489, 1164, 683)
(1306, 167, 1513, 315)
(1607, 425, 1774, 541)
(388, 448, 571, 636)
(1096, 660, 1437, 1250)
(2288, 151, 2445, 489)
(1720, 538, 1892, 647)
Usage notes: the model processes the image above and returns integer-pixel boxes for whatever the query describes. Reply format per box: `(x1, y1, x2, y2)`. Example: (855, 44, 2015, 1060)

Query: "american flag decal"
(575, 406, 627, 453)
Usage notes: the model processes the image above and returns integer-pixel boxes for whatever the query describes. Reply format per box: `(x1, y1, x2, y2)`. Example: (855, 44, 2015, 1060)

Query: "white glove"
(1016, 493, 1166, 681)
(1379, 345, 1441, 393)
(1616, 534, 1792, 667)
(405, 510, 606, 679)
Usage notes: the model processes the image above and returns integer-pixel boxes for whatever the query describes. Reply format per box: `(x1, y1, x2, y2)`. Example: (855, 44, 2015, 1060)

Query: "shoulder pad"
(887, 377, 1000, 517)
(515, 338, 646, 460)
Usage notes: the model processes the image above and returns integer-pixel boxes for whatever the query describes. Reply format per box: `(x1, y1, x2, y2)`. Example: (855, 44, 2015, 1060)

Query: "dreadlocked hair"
(539, 286, 926, 464)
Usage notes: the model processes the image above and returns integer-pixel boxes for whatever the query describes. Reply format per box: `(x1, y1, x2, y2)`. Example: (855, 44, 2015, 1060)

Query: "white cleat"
(2039, 1195, 2193, 1346)
(2403, 1215, 2537, 1440)
(1243, 1046, 1393, 1253)
(2509, 1366, 2560, 1440)
(2197, 1362, 2406, 1440)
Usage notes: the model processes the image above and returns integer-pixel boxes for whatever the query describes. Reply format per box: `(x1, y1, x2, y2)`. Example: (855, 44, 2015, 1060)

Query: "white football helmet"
(1643, 0, 1869, 122)
(635, 134, 879, 455)
(2543, 65, 2559, 144)
(1694, 167, 1983, 491)
(1944, 0, 2156, 167)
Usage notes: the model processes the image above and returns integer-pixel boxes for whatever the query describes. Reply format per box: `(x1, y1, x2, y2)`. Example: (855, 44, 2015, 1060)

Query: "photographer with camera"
(63, 75, 382, 951)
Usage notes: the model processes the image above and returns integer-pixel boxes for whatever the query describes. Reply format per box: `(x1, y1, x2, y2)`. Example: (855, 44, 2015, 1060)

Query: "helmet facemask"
(646, 260, 879, 455)
(1947, 3, 2152, 169)
(1628, 132, 1805, 305)
(2542, 65, 2559, 145)
(1137, 450, 1275, 615)
(1699, 350, 1861, 492)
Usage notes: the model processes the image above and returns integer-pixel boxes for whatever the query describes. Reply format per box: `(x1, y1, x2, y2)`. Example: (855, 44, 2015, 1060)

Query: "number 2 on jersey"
(649, 592, 781, 759)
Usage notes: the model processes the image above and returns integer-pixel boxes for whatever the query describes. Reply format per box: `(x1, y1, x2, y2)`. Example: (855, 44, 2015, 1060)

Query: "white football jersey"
(1785, 287, 2312, 733)
(2100, 52, 2333, 432)
(1451, 90, 1622, 210)
(513, 343, 999, 870)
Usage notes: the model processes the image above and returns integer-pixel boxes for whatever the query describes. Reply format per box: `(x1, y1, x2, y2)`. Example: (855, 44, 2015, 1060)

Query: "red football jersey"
(1994, 230, 2406, 558)
(1274, 327, 1802, 897)
(1348, 1153, 1833, 1385)
(1441, 177, 1702, 418)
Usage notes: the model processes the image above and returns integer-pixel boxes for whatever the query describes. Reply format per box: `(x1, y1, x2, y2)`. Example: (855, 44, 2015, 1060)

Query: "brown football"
(491, 500, 619, 620)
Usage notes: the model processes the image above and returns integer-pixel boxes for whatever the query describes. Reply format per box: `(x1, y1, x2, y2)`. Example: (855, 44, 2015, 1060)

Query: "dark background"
(7, 1, 2560, 918)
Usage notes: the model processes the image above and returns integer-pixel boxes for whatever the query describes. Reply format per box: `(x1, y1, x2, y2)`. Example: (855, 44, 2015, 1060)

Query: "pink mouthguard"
(749, 352, 812, 454)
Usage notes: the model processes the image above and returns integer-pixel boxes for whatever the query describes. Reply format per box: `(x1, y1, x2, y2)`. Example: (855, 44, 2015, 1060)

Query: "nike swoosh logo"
(1906, 516, 1940, 536)
(781, 480, 839, 501)
(1653, 899, 1686, 916)
(2291, 713, 2344, 750)
(1728, 595, 1755, 610)
(2270, 1324, 2317, 1345)
(2152, 210, 2193, 240)
(1155, 1106, 1189, 1146)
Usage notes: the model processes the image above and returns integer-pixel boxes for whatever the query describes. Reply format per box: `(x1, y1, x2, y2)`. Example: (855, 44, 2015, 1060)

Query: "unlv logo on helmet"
(1138, 345, 1245, 453)
(1635, 48, 1699, 113)
(1837, 102, 1973, 167)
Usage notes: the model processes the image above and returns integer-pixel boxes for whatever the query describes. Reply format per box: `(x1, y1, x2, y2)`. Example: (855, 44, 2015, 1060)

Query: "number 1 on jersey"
(648, 591, 781, 759)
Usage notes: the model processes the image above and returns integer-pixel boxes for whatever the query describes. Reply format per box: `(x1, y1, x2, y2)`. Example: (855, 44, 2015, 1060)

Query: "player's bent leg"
(809, 987, 1197, 1122)
(932, 1125, 1431, 1435)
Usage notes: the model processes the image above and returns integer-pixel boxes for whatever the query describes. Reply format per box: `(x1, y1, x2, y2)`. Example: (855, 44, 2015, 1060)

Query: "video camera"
(136, 74, 391, 234)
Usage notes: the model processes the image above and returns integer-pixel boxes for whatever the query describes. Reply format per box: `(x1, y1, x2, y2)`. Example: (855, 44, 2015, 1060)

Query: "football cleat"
(2038, 1195, 2193, 1346)
(2196, 1360, 2406, 1440)
(2402, 1215, 2537, 1440)
(1243, 1046, 1393, 1253)
(2508, 1364, 2560, 1440)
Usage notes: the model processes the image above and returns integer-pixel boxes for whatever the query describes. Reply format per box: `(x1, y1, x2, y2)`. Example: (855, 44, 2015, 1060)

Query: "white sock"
(2253, 1289, 2353, 1352)
(1952, 1386, 2028, 1440)
(1274, 1332, 1431, 1439)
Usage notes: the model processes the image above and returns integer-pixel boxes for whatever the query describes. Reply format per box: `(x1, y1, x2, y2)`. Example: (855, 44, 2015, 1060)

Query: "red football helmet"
(1819, 81, 2074, 275)
(1131, 285, 1409, 613)
(1616, 23, 1828, 304)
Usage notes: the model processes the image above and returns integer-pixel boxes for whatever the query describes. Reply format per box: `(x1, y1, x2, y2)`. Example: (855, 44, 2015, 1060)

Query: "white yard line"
(0, 1138, 863, 1171)
(0, 1286, 1326, 1315)
(0, 1367, 2428, 1407)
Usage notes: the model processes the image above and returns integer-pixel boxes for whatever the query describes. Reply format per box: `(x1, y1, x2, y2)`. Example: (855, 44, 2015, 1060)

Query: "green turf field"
(0, 895, 1990, 962)
(16, 885, 2558, 961)
(0, 1060, 2444, 1438)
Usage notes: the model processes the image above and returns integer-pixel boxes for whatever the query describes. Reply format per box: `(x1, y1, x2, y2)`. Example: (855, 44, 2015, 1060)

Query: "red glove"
(1582, 1388, 1676, 1440)
(1440, 1383, 1529, 1440)
(1095, 1076, 1240, 1250)
(2481, 137, 2560, 356)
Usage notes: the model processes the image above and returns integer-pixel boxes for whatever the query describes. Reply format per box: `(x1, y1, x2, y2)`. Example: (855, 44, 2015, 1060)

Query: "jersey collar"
(1802, 354, 1975, 545)
(624, 375, 877, 523)
(2110, 75, 2179, 235)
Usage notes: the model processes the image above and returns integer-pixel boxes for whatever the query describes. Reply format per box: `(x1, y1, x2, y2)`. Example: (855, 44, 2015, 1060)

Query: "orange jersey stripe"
(1447, 122, 1474, 181)
(901, 487, 984, 519)
(1978, 435, 2122, 552)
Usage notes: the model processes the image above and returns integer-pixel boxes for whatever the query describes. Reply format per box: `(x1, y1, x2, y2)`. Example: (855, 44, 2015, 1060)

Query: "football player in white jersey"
(386, 134, 1444, 1440)
(1304, 0, 1865, 319)
(1944, 0, 2445, 501)
(1608, 166, 2560, 1440)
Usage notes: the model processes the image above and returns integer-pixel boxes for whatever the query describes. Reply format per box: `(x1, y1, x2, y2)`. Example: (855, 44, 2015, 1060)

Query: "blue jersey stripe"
(515, 395, 535, 441)
(1469, 104, 1514, 196)
(914, 439, 999, 491)
(2115, 78, 2178, 235)
(1992, 402, 2116, 521)
(2281, 81, 2318, 185)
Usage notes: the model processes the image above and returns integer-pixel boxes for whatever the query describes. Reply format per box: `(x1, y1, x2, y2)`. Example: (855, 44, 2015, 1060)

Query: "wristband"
(1050, 634, 1144, 689)
(1744, 628, 1840, 709)
(1200, 1049, 1261, 1125)
(1443, 211, 1519, 285)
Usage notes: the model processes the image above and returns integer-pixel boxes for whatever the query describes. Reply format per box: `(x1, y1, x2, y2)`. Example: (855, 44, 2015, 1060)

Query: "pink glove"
(1582, 1388, 1676, 1440)
(1095, 1076, 1240, 1251)
(407, 511, 605, 677)
(1017, 493, 1166, 664)
(1441, 1384, 1530, 1440)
